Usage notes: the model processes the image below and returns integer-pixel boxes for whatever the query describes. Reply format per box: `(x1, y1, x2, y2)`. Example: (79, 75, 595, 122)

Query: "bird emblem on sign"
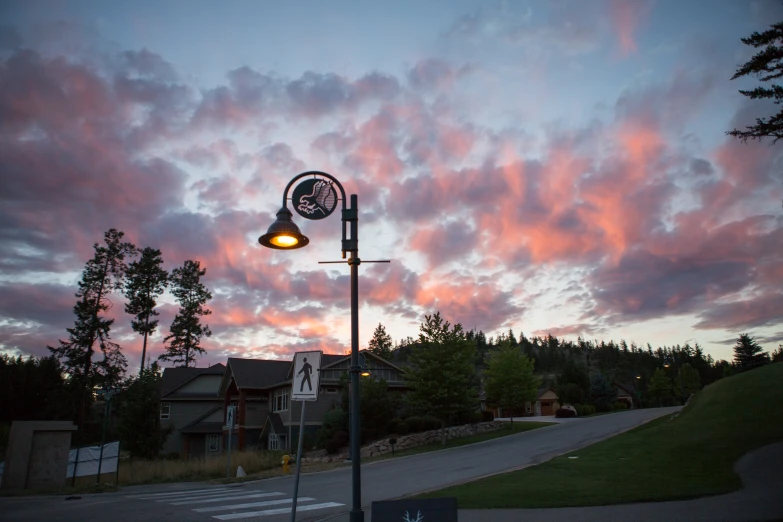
(293, 178, 337, 219)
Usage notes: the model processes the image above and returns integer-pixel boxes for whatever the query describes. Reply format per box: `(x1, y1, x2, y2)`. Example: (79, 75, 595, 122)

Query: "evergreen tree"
(647, 368, 672, 407)
(772, 345, 783, 362)
(404, 312, 477, 445)
(116, 364, 171, 459)
(557, 359, 590, 405)
(733, 333, 769, 372)
(588, 372, 617, 412)
(124, 247, 169, 373)
(49, 229, 136, 426)
(728, 19, 783, 143)
(483, 340, 540, 428)
(367, 323, 394, 360)
(676, 363, 701, 403)
(159, 260, 212, 368)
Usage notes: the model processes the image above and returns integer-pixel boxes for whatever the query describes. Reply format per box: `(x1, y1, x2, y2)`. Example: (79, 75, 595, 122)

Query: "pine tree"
(483, 340, 539, 428)
(647, 368, 672, 407)
(772, 345, 783, 362)
(728, 19, 783, 142)
(588, 372, 617, 412)
(116, 363, 172, 459)
(367, 323, 394, 360)
(404, 312, 478, 445)
(732, 333, 769, 372)
(49, 229, 136, 426)
(124, 247, 169, 373)
(676, 363, 701, 403)
(159, 260, 212, 368)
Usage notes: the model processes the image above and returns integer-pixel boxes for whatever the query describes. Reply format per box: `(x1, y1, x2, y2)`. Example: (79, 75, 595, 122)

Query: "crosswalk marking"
(212, 502, 345, 520)
(127, 487, 235, 499)
(193, 497, 314, 513)
(128, 486, 345, 520)
(169, 492, 284, 505)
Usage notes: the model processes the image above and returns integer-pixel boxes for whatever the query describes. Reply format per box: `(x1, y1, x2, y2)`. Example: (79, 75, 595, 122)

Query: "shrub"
(454, 410, 482, 425)
(555, 408, 576, 418)
(388, 418, 410, 436)
(405, 416, 425, 433)
(614, 401, 629, 410)
(583, 404, 595, 415)
(481, 410, 495, 422)
(573, 404, 584, 416)
(423, 416, 442, 431)
(325, 430, 349, 455)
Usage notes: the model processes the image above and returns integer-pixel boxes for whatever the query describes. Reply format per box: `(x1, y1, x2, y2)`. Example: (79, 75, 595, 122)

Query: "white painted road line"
(211, 502, 345, 520)
(127, 487, 235, 499)
(157, 490, 263, 503)
(193, 497, 315, 513)
(169, 492, 285, 506)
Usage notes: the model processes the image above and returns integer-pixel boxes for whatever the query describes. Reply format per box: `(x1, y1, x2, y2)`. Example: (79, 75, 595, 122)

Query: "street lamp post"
(259, 171, 388, 522)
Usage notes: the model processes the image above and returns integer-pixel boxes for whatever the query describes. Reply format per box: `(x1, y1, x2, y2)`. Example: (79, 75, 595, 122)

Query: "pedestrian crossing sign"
(292, 351, 322, 401)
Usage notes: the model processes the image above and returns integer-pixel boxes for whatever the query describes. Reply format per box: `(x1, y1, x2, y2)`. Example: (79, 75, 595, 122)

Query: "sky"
(1, 0, 782, 372)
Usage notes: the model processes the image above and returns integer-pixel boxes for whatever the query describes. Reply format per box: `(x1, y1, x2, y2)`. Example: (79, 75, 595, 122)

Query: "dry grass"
(118, 449, 285, 485)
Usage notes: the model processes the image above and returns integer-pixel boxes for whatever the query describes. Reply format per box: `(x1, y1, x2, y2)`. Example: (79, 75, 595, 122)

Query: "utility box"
(2, 421, 77, 491)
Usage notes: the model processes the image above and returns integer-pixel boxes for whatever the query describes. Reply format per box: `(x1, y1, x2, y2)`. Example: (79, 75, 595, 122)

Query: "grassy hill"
(420, 362, 783, 508)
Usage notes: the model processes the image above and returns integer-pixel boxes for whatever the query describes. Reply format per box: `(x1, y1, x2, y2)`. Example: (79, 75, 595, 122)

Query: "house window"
(160, 402, 171, 420)
(269, 434, 279, 451)
(323, 387, 338, 394)
(208, 434, 220, 452)
(525, 402, 532, 414)
(273, 388, 289, 412)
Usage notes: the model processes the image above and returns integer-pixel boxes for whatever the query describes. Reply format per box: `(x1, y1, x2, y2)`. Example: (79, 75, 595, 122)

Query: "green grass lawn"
(367, 421, 555, 462)
(418, 362, 783, 508)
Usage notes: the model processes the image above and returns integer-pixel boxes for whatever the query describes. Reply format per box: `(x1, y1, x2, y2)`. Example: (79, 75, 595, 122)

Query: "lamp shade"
(258, 207, 310, 249)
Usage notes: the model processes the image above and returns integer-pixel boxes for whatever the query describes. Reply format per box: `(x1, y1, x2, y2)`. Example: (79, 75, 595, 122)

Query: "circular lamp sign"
(292, 178, 338, 220)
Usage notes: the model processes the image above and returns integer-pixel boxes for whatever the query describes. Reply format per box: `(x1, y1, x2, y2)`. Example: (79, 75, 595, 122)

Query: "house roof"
(180, 406, 223, 434)
(537, 387, 557, 399)
(223, 358, 292, 391)
(266, 413, 286, 435)
(161, 363, 225, 397)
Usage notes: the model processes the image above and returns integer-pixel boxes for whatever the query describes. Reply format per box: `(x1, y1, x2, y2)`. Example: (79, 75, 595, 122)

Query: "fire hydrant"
(281, 454, 291, 473)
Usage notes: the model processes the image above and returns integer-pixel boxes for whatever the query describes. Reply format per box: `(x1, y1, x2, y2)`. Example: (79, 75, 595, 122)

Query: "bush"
(481, 410, 495, 422)
(388, 418, 410, 436)
(555, 408, 576, 418)
(325, 430, 349, 455)
(582, 404, 595, 415)
(423, 416, 442, 431)
(573, 404, 584, 416)
(614, 401, 629, 410)
(405, 416, 425, 433)
(454, 410, 482, 425)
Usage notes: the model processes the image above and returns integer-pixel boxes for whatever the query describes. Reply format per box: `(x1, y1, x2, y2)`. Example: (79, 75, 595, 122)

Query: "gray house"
(159, 363, 225, 458)
(160, 351, 407, 457)
(219, 351, 407, 452)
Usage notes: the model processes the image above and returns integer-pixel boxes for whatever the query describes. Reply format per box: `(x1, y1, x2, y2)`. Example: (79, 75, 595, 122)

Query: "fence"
(67, 441, 120, 483)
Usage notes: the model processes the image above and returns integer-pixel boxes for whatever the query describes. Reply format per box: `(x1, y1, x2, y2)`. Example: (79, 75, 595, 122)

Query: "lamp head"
(259, 207, 309, 249)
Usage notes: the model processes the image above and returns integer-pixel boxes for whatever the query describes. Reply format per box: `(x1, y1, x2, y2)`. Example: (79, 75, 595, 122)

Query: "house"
(529, 387, 560, 416)
(489, 387, 561, 418)
(219, 350, 407, 452)
(159, 363, 226, 458)
(615, 382, 636, 408)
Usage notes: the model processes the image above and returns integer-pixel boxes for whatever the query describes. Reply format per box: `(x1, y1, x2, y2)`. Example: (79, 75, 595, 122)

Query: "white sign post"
(225, 405, 236, 478)
(290, 351, 322, 522)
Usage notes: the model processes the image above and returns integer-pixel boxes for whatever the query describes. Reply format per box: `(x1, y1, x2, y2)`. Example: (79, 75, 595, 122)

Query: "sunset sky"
(1, 0, 782, 371)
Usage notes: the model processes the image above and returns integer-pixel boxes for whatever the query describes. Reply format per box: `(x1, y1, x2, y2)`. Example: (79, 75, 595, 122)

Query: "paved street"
(0, 407, 678, 522)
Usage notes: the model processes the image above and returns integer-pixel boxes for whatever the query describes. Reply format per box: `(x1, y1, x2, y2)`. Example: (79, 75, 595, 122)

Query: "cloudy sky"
(1, 0, 782, 371)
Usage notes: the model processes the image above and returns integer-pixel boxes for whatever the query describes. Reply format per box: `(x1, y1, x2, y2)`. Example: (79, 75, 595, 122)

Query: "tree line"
(1, 229, 213, 449)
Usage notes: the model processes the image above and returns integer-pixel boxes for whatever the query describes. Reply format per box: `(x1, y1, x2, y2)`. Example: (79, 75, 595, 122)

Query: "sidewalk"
(457, 441, 783, 522)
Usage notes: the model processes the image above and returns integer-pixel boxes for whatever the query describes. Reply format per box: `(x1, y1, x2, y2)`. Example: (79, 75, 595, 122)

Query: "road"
(0, 407, 679, 522)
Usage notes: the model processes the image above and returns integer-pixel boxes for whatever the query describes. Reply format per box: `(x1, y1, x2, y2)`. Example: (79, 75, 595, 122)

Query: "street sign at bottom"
(371, 498, 457, 522)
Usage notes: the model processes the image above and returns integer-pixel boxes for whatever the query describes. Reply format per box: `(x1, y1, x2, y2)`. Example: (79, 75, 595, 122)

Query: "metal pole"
(96, 394, 110, 484)
(72, 446, 80, 487)
(226, 426, 232, 478)
(348, 194, 363, 522)
(290, 400, 307, 522)
(116, 440, 121, 485)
